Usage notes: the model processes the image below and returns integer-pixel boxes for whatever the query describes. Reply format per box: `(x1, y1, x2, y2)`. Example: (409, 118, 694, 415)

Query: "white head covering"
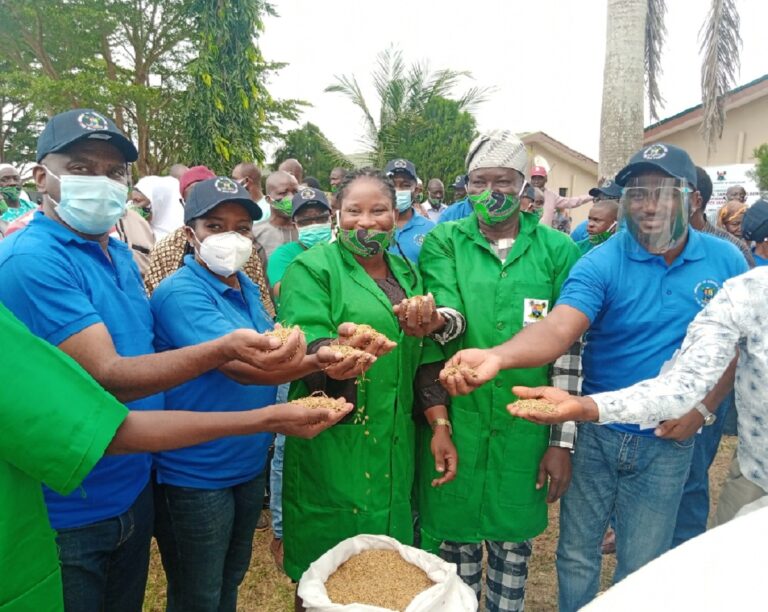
(465, 130, 528, 175)
(135, 175, 183, 239)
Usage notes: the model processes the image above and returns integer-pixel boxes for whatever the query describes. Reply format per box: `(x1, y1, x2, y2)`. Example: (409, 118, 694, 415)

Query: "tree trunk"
(599, 0, 647, 179)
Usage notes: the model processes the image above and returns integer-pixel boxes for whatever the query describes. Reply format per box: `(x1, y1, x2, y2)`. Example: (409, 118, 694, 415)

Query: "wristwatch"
(430, 418, 453, 436)
(693, 402, 717, 426)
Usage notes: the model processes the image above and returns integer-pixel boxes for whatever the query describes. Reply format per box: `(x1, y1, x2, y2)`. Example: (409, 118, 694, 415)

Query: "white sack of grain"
(298, 534, 477, 612)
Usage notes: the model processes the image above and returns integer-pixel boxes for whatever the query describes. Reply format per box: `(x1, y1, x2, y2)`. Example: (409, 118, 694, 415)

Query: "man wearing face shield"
(438, 142, 749, 611)
(0, 109, 322, 612)
(384, 158, 435, 263)
(417, 130, 581, 611)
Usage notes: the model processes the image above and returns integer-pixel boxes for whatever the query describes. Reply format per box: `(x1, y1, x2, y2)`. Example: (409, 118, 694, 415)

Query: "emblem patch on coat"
(523, 299, 549, 326)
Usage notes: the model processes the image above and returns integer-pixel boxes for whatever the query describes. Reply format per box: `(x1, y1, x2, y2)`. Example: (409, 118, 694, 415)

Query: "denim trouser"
(269, 383, 289, 539)
(556, 423, 694, 612)
(154, 473, 267, 612)
(672, 393, 732, 547)
(56, 482, 153, 612)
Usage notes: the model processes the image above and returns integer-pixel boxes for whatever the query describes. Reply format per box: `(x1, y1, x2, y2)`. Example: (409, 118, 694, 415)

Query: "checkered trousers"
(440, 540, 532, 611)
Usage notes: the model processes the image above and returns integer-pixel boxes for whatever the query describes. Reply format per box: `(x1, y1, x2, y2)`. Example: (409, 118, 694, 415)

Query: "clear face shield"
(619, 176, 691, 254)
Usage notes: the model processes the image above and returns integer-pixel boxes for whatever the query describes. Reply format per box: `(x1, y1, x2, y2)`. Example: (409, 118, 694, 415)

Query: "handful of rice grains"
(327, 343, 373, 363)
(324, 549, 434, 611)
(442, 363, 478, 379)
(289, 391, 345, 412)
(351, 323, 395, 347)
(263, 325, 302, 359)
(512, 398, 558, 414)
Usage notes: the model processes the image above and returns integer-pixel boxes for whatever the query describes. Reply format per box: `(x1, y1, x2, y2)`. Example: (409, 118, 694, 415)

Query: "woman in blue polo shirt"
(149, 177, 341, 612)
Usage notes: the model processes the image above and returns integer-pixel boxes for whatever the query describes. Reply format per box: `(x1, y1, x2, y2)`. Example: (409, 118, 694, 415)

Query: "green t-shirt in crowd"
(266, 241, 305, 287)
(0, 303, 128, 611)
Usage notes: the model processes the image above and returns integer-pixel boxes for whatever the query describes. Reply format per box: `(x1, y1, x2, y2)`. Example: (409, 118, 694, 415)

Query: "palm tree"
(325, 46, 489, 167)
(599, 0, 741, 178)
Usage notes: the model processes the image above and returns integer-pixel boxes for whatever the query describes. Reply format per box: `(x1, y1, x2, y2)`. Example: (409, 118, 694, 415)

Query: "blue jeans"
(557, 423, 694, 612)
(672, 394, 731, 547)
(56, 482, 153, 612)
(269, 383, 289, 539)
(154, 474, 266, 612)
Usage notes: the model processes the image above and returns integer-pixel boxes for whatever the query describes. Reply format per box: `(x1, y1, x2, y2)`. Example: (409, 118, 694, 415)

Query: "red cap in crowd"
(179, 165, 216, 197)
(530, 165, 548, 177)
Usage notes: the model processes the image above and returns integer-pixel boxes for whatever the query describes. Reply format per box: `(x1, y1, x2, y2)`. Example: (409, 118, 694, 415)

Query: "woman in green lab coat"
(418, 130, 581, 610)
(278, 169, 456, 582)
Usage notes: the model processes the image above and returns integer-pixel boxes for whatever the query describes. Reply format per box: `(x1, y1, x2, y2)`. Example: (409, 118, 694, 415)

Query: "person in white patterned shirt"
(509, 266, 768, 528)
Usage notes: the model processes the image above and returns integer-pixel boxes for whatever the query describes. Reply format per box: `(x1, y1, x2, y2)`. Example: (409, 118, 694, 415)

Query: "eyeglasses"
(295, 214, 330, 228)
(623, 186, 690, 204)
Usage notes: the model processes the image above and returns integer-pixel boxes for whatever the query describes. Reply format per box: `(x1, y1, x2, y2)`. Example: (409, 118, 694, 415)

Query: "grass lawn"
(143, 436, 737, 611)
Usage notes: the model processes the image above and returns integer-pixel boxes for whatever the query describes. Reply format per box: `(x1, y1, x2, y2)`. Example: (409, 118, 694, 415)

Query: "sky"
(258, 0, 768, 162)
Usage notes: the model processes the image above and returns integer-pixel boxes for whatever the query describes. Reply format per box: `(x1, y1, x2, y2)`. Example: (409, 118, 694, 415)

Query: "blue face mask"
(46, 168, 129, 235)
(298, 223, 332, 248)
(395, 190, 412, 213)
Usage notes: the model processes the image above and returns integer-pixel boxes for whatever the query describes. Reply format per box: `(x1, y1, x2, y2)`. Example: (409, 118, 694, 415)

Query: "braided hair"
(336, 167, 396, 209)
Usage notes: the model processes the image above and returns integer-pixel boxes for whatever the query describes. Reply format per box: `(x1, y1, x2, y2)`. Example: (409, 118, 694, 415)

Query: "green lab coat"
(279, 241, 442, 580)
(418, 212, 580, 544)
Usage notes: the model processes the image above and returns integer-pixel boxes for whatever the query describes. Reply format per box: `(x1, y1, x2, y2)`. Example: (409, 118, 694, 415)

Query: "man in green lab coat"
(418, 130, 581, 611)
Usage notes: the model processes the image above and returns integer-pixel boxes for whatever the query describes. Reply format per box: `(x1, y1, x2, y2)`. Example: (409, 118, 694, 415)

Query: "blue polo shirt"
(557, 229, 748, 435)
(151, 256, 277, 489)
(570, 219, 588, 242)
(0, 212, 160, 529)
(390, 210, 435, 263)
(437, 198, 471, 224)
(752, 250, 768, 266)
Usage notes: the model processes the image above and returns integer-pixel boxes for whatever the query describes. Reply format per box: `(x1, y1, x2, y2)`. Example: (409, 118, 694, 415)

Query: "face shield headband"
(619, 176, 691, 254)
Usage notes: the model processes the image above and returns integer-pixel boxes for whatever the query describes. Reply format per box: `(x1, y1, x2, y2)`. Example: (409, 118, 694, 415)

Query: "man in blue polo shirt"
(0, 109, 307, 612)
(438, 143, 748, 611)
(438, 174, 472, 224)
(385, 158, 435, 262)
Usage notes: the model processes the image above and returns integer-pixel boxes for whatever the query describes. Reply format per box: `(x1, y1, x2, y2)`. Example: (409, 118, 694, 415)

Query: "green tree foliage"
(182, 0, 302, 173)
(0, 0, 299, 175)
(0, 63, 42, 164)
(388, 97, 476, 186)
(272, 122, 350, 190)
(326, 46, 488, 169)
(749, 144, 768, 193)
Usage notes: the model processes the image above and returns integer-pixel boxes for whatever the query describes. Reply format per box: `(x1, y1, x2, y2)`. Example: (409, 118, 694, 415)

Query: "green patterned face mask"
(588, 222, 617, 245)
(271, 195, 293, 216)
(338, 227, 393, 258)
(0, 186, 21, 203)
(469, 189, 520, 224)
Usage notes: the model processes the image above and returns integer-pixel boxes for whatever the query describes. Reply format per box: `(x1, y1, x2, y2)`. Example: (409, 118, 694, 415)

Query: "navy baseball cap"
(384, 158, 417, 181)
(742, 199, 768, 242)
(291, 187, 330, 218)
(36, 109, 138, 163)
(184, 177, 263, 224)
(589, 179, 623, 199)
(452, 174, 467, 189)
(615, 143, 697, 188)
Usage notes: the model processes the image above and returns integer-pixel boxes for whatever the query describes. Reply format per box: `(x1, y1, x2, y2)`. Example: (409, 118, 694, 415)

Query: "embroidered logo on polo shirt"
(214, 177, 239, 194)
(300, 188, 315, 199)
(78, 111, 108, 131)
(415, 234, 425, 246)
(643, 144, 668, 160)
(694, 279, 720, 307)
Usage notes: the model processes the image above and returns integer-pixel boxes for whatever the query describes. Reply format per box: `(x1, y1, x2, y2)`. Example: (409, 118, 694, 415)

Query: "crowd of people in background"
(2, 107, 767, 612)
